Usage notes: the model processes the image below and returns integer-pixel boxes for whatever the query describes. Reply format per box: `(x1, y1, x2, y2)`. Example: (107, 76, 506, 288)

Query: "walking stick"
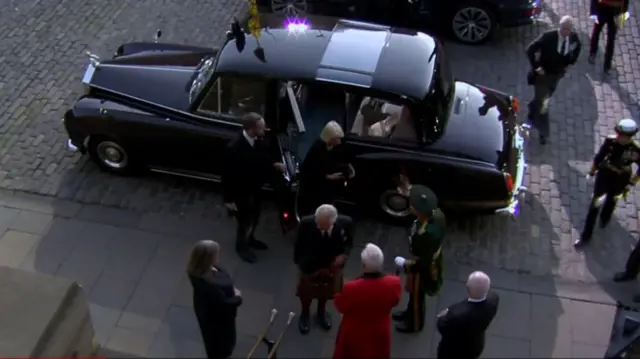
(246, 309, 278, 359)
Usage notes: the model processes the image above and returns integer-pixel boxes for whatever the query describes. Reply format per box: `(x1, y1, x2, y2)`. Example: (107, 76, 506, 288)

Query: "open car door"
(271, 82, 306, 233)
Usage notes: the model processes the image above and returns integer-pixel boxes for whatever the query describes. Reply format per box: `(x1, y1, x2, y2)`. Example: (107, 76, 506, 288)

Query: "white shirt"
(242, 130, 255, 147)
(557, 32, 570, 55)
(468, 296, 487, 303)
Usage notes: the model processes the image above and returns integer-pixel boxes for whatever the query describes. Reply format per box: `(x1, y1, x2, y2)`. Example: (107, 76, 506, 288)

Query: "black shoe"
(614, 271, 636, 282)
(588, 54, 595, 64)
(395, 322, 421, 333)
(539, 135, 547, 145)
(392, 310, 406, 322)
(237, 249, 257, 263)
(574, 235, 590, 248)
(316, 311, 332, 331)
(249, 239, 268, 250)
(298, 313, 310, 335)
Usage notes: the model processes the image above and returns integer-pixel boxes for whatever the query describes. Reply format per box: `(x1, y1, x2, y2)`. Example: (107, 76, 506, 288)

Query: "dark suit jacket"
(294, 215, 354, 274)
(189, 267, 242, 359)
(437, 291, 500, 359)
(526, 30, 581, 75)
(591, 0, 628, 17)
(221, 133, 275, 206)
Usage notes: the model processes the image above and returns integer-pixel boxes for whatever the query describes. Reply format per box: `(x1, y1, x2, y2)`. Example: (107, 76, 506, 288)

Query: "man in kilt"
(393, 185, 445, 333)
(294, 204, 354, 335)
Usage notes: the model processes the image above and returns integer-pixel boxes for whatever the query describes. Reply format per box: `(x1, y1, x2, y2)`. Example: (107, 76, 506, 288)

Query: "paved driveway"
(0, 0, 639, 356)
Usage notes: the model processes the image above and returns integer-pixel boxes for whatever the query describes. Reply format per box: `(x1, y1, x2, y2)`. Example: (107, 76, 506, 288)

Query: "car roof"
(215, 14, 437, 99)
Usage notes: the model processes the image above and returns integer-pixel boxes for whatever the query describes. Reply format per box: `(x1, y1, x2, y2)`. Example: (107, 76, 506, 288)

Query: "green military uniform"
(394, 185, 445, 333)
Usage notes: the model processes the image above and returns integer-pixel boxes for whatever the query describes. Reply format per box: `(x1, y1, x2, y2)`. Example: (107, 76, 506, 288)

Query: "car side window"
(197, 75, 267, 117)
(347, 94, 418, 145)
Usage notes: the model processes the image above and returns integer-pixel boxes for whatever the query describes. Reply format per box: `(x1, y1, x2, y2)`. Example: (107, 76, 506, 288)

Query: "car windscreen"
(188, 56, 217, 104)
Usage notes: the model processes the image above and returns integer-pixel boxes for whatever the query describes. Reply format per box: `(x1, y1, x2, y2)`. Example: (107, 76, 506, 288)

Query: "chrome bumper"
(496, 124, 529, 217)
(67, 139, 80, 152)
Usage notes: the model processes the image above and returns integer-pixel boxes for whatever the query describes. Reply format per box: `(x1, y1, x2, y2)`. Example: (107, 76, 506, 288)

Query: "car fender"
(114, 42, 213, 58)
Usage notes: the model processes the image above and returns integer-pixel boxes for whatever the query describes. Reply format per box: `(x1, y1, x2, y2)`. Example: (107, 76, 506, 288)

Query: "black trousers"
(623, 242, 640, 277)
(581, 168, 629, 240)
(589, 13, 618, 70)
(527, 73, 562, 137)
(235, 196, 261, 252)
(402, 273, 426, 332)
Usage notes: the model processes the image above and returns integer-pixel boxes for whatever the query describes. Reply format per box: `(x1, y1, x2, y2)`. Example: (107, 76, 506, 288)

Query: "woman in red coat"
(333, 243, 402, 359)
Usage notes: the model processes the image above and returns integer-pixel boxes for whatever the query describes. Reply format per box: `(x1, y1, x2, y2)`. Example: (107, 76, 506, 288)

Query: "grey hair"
(315, 204, 338, 223)
(361, 243, 384, 272)
(320, 121, 345, 143)
(559, 15, 574, 27)
(467, 271, 491, 299)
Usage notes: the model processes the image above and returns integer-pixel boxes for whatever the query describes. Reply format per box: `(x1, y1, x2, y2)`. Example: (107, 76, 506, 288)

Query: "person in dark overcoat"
(436, 271, 499, 359)
(588, 0, 629, 73)
(525, 16, 581, 145)
(187, 240, 243, 359)
(298, 121, 354, 216)
(222, 112, 286, 263)
(294, 204, 353, 335)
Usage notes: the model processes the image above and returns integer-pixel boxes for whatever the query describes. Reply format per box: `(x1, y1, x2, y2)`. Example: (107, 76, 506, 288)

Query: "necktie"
(561, 37, 568, 55)
(323, 231, 330, 239)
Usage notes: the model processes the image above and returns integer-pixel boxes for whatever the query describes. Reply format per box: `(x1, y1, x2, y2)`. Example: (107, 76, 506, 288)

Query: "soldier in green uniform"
(392, 185, 445, 333)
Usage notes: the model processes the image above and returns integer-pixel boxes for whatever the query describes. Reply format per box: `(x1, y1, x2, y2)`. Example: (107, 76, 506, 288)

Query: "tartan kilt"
(296, 269, 343, 299)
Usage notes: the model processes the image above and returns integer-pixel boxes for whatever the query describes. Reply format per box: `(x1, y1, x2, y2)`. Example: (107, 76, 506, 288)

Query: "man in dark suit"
(222, 112, 286, 264)
(436, 271, 499, 359)
(294, 204, 353, 335)
(526, 16, 581, 145)
(588, 0, 629, 73)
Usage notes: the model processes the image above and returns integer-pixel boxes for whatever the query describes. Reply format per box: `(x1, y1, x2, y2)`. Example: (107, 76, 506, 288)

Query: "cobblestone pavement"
(0, 0, 639, 286)
(0, 191, 628, 357)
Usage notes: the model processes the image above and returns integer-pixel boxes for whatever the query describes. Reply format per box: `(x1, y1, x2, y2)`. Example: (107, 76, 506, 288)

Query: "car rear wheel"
(270, 0, 309, 15)
(88, 136, 137, 175)
(450, 4, 495, 45)
(379, 189, 412, 219)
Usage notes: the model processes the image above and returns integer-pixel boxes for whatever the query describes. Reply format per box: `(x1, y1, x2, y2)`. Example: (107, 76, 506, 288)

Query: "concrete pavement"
(0, 189, 631, 358)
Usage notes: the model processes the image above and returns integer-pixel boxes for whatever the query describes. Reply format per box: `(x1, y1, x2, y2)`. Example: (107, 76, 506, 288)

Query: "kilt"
(296, 268, 344, 300)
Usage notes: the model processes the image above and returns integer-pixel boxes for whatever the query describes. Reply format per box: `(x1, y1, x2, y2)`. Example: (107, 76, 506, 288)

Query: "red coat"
(333, 273, 402, 359)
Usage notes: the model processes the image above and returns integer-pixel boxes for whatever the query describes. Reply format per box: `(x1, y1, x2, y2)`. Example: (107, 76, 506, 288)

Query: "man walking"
(333, 243, 401, 359)
(588, 0, 629, 73)
(613, 241, 640, 282)
(436, 271, 499, 359)
(222, 112, 286, 263)
(525, 16, 581, 145)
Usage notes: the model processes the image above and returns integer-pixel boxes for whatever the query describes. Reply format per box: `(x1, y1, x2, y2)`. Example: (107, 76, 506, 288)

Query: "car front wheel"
(270, 0, 309, 15)
(88, 136, 136, 175)
(379, 189, 412, 219)
(450, 4, 495, 45)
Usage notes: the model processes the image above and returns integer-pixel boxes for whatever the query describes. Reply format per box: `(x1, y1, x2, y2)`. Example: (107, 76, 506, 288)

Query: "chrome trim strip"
(495, 124, 528, 216)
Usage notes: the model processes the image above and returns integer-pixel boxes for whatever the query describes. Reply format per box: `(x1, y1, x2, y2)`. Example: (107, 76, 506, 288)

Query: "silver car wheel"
(96, 141, 129, 169)
(270, 0, 308, 15)
(380, 190, 412, 218)
(452, 7, 492, 43)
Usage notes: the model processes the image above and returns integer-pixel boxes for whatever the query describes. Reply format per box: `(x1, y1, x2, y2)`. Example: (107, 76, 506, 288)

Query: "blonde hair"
(320, 121, 345, 143)
(187, 240, 220, 277)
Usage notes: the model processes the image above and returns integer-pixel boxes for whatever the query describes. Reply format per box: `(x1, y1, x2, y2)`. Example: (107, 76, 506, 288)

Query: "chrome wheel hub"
(96, 141, 128, 169)
(270, 0, 307, 15)
(452, 7, 491, 43)
(380, 190, 411, 218)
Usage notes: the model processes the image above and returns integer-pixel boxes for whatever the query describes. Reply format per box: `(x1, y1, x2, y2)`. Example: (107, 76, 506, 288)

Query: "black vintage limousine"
(63, 14, 528, 230)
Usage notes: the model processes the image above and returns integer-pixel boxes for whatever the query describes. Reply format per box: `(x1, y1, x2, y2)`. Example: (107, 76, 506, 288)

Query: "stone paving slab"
(0, 195, 631, 357)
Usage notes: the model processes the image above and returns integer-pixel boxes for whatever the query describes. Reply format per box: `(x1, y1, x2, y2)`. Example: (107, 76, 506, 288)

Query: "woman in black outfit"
(187, 240, 243, 359)
(298, 121, 355, 216)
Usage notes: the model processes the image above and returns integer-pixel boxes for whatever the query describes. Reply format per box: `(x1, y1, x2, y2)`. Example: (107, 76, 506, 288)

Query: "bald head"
(466, 271, 491, 300)
(558, 15, 574, 36)
(361, 243, 384, 272)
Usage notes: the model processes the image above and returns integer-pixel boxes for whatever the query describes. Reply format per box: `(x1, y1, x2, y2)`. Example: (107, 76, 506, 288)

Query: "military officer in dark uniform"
(588, 0, 630, 73)
(393, 185, 445, 333)
(576, 118, 640, 247)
